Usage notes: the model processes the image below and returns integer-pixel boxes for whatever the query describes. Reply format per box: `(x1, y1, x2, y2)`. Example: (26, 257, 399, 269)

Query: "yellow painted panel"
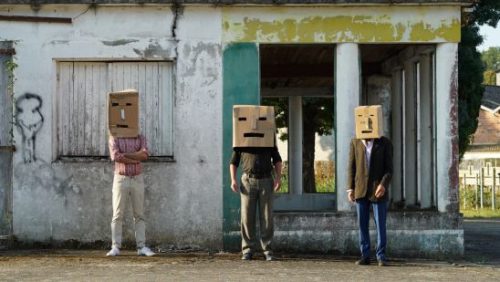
(223, 6, 461, 43)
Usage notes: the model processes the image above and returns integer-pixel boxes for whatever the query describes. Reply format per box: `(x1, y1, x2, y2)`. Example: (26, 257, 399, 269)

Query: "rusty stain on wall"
(448, 59, 459, 213)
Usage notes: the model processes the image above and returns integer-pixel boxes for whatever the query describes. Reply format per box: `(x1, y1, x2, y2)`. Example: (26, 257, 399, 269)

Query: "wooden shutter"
(57, 62, 108, 156)
(57, 61, 173, 157)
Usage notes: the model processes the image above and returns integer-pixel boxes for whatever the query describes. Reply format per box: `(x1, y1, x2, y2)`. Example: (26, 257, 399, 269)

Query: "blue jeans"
(356, 198, 388, 261)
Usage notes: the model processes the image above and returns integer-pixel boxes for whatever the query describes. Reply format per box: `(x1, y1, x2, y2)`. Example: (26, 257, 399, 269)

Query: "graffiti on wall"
(14, 93, 44, 163)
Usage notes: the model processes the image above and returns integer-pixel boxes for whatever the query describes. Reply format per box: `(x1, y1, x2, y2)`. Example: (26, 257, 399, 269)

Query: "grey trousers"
(240, 173, 274, 255)
(111, 174, 146, 249)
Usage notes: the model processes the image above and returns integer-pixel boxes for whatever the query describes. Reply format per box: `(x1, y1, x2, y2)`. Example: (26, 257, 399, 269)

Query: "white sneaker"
(106, 247, 120, 256)
(137, 246, 155, 257)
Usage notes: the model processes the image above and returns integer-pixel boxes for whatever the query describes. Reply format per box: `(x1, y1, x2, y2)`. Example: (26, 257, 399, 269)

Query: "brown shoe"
(378, 260, 388, 266)
(355, 258, 370, 265)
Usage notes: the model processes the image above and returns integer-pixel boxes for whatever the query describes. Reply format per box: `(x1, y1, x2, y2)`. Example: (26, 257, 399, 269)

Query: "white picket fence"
(459, 165, 500, 210)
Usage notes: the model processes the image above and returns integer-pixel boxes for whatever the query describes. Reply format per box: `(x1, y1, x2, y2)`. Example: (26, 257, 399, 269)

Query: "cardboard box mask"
(233, 105, 276, 148)
(108, 89, 139, 138)
(355, 105, 383, 139)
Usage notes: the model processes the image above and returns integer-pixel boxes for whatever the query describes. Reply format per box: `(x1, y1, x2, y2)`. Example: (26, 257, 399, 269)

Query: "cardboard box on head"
(233, 105, 276, 148)
(108, 89, 139, 138)
(355, 105, 383, 139)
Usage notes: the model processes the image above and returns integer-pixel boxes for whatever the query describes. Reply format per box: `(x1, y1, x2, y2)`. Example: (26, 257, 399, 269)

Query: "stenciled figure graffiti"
(347, 105, 393, 267)
(15, 93, 44, 163)
(229, 105, 282, 261)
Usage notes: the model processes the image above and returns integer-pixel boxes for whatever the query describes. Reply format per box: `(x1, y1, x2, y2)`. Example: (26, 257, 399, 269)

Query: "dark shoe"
(355, 258, 370, 265)
(264, 253, 275, 261)
(378, 260, 388, 267)
(241, 253, 252, 260)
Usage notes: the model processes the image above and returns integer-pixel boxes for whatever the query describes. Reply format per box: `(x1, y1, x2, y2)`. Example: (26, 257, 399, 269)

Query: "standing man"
(230, 105, 282, 261)
(106, 89, 155, 257)
(347, 105, 393, 266)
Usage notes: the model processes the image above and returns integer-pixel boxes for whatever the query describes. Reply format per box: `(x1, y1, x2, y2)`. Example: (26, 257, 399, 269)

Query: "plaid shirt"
(109, 135, 148, 176)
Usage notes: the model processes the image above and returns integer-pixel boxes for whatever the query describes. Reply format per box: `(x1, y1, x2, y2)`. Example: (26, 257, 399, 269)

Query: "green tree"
(481, 47, 500, 70)
(483, 69, 496, 85)
(481, 47, 500, 85)
(459, 0, 500, 159)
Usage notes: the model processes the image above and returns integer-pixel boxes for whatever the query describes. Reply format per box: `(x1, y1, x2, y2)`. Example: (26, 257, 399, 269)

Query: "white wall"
(0, 5, 223, 248)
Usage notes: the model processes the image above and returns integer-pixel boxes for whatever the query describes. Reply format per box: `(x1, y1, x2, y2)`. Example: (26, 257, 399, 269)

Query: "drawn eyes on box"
(238, 117, 267, 121)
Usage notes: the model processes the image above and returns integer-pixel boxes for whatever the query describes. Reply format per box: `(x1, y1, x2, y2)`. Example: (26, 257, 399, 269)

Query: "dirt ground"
(0, 219, 499, 281)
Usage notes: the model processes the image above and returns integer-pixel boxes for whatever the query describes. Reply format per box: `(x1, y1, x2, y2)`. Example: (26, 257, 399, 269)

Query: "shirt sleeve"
(271, 146, 282, 165)
(109, 136, 125, 162)
(230, 150, 241, 167)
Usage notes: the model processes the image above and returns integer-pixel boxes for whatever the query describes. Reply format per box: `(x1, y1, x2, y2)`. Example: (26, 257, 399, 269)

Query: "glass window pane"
(302, 97, 335, 193)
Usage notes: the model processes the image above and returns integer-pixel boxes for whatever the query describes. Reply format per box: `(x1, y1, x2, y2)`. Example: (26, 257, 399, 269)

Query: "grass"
(461, 208, 500, 219)
(276, 175, 335, 193)
(460, 186, 500, 218)
(276, 161, 335, 194)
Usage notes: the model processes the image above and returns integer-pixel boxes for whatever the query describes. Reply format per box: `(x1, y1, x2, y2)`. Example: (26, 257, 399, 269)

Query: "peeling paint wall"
(0, 4, 223, 248)
(222, 6, 461, 43)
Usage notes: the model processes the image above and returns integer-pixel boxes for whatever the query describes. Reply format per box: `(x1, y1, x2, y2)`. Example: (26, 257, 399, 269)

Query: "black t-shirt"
(230, 147, 282, 176)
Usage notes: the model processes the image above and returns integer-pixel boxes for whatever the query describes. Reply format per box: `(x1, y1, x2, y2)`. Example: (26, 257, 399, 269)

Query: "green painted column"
(222, 43, 260, 250)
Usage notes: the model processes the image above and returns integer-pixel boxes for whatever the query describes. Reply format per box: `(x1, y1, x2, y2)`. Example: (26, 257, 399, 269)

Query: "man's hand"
(118, 157, 140, 164)
(348, 191, 355, 203)
(375, 184, 385, 198)
(230, 181, 239, 193)
(273, 179, 281, 192)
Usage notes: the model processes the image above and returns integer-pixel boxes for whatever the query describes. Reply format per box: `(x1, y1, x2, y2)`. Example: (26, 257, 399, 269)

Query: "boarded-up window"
(56, 61, 174, 157)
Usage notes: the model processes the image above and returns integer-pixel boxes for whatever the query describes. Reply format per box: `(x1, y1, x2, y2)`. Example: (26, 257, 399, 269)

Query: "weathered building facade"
(0, 0, 470, 258)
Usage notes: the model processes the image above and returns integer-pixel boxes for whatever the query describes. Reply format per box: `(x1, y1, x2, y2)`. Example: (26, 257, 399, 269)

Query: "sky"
(478, 24, 500, 52)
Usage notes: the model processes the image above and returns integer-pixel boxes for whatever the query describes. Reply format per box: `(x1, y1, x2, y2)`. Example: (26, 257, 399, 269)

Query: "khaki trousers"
(240, 173, 274, 255)
(111, 174, 146, 249)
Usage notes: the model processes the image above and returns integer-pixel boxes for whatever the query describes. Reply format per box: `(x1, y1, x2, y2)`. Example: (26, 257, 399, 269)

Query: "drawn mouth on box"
(244, 133, 265, 138)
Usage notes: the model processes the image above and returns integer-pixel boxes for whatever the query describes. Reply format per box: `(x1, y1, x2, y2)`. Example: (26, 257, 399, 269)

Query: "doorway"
(260, 44, 336, 211)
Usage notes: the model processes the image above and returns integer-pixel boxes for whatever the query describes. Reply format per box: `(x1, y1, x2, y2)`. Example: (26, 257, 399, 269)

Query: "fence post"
(463, 174, 467, 209)
(493, 169, 497, 210)
(475, 173, 479, 210)
(480, 168, 484, 209)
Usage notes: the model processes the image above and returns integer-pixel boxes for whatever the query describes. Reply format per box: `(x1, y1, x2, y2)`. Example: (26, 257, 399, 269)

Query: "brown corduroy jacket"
(347, 136, 393, 202)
